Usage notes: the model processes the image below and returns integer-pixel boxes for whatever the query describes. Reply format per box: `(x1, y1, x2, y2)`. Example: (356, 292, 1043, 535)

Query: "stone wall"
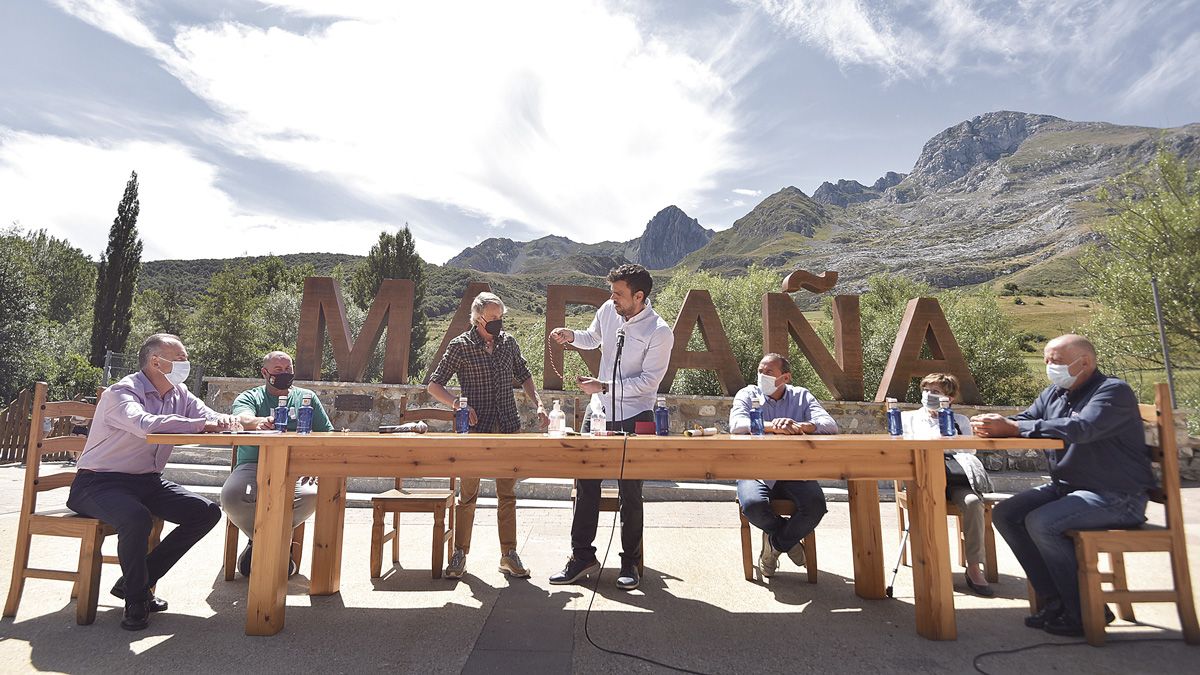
(204, 378, 1195, 479)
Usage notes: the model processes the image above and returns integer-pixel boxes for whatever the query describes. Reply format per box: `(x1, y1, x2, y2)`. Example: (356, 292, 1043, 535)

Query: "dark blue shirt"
(1011, 370, 1154, 495)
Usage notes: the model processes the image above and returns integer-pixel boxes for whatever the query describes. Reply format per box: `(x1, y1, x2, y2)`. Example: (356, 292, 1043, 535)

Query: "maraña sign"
(294, 271, 982, 404)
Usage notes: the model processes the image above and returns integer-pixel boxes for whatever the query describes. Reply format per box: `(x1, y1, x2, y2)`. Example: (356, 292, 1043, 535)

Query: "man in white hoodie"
(546, 264, 675, 591)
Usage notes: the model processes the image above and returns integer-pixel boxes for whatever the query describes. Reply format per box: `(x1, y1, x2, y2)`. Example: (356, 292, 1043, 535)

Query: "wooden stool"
(738, 498, 818, 582)
(895, 483, 1004, 583)
(571, 482, 644, 575)
(370, 478, 456, 579)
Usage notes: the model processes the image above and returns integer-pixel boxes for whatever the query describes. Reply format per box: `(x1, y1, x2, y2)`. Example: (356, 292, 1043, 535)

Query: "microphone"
(616, 326, 626, 350)
(611, 326, 626, 430)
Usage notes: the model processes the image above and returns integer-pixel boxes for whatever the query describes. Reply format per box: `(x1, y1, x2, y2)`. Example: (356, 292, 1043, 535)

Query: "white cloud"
(748, 0, 1196, 98)
(0, 128, 460, 262)
(732, 188, 761, 196)
(49, 0, 745, 249)
(1121, 32, 1200, 109)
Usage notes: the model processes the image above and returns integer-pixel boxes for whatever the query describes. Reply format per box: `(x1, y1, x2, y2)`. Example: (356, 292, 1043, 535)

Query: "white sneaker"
(498, 550, 530, 578)
(759, 532, 780, 578)
(787, 541, 806, 568)
(445, 548, 466, 579)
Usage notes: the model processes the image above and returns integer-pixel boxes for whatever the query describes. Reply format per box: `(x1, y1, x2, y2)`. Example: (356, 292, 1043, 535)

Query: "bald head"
(1044, 334, 1097, 389)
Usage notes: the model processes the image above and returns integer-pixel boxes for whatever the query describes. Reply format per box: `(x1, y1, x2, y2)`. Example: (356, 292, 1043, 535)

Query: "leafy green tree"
(15, 228, 97, 324)
(90, 171, 143, 366)
(189, 264, 264, 378)
(0, 248, 39, 400)
(1083, 150, 1199, 406)
(349, 227, 427, 377)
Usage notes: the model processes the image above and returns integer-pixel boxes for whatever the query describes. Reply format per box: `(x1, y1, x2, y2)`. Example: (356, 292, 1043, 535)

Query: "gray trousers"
(221, 462, 318, 538)
(949, 486, 985, 566)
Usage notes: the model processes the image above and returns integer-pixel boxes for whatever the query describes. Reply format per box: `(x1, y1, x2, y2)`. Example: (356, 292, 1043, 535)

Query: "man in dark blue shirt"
(972, 334, 1154, 637)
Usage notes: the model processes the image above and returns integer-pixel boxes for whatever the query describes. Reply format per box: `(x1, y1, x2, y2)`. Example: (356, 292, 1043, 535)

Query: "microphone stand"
(610, 328, 625, 433)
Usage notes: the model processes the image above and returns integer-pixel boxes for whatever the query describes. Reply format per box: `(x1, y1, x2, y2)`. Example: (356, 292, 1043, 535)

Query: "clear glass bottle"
(548, 400, 566, 438)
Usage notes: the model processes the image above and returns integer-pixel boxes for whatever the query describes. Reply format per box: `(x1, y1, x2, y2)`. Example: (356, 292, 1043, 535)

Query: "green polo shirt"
(230, 385, 333, 466)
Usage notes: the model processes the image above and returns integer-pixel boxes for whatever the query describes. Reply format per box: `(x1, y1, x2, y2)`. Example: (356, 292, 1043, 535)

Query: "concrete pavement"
(0, 465, 1197, 674)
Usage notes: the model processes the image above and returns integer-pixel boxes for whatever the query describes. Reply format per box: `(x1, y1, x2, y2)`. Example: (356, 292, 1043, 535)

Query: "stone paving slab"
(0, 465, 1197, 674)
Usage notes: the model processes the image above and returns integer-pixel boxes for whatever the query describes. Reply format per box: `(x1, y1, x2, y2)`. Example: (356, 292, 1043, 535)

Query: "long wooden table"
(148, 432, 1061, 640)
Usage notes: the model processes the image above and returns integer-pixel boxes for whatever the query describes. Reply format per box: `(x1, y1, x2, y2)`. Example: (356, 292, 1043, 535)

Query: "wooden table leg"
(847, 480, 885, 599)
(908, 448, 956, 640)
(310, 476, 347, 596)
(246, 443, 295, 636)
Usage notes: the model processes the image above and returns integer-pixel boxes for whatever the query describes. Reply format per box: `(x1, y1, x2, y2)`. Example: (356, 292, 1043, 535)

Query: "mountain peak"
(907, 111, 1068, 190)
(627, 205, 715, 269)
(730, 185, 825, 238)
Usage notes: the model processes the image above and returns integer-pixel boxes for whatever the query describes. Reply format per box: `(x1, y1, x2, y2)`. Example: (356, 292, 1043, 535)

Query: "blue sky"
(1, 0, 1197, 263)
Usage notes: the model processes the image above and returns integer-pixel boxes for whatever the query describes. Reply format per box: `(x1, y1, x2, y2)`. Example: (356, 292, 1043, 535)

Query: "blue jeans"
(993, 482, 1147, 621)
(737, 480, 827, 552)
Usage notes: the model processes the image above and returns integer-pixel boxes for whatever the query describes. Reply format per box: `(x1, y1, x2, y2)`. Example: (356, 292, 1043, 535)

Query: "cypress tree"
(89, 171, 143, 367)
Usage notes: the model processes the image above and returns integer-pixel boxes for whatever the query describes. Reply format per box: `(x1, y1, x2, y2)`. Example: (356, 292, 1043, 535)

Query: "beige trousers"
(949, 486, 985, 566)
(454, 477, 517, 555)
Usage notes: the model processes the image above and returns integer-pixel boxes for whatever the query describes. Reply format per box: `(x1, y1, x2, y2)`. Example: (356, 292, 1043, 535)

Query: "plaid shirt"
(429, 328, 533, 433)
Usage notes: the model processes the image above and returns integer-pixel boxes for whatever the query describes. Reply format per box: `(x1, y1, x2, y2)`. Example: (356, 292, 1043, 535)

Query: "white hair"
(469, 292, 506, 324)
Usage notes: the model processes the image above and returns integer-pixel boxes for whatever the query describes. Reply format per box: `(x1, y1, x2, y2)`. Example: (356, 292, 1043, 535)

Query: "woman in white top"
(901, 373, 995, 597)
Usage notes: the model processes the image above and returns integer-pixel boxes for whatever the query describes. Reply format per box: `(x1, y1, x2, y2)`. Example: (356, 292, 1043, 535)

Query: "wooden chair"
(738, 498, 818, 582)
(894, 481, 1003, 583)
(3, 382, 162, 625)
(370, 403, 456, 579)
(1034, 383, 1199, 646)
(570, 483, 645, 575)
(222, 446, 306, 581)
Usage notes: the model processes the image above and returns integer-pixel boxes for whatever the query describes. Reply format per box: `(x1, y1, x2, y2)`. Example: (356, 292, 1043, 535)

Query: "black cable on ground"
(972, 637, 1184, 674)
(578, 359, 716, 675)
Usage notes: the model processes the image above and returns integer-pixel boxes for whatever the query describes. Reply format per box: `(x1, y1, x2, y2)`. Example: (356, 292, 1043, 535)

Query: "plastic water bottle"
(590, 406, 606, 436)
(297, 395, 313, 435)
(937, 396, 956, 436)
(654, 396, 670, 436)
(885, 397, 903, 436)
(274, 395, 290, 432)
(455, 397, 470, 434)
(749, 397, 765, 436)
(548, 400, 566, 438)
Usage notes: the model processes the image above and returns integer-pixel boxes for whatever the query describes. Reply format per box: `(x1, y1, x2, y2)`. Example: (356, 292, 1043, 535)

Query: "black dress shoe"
(238, 541, 254, 578)
(121, 600, 150, 631)
(965, 574, 995, 598)
(1043, 606, 1116, 637)
(1024, 599, 1063, 629)
(111, 579, 168, 613)
(548, 557, 600, 585)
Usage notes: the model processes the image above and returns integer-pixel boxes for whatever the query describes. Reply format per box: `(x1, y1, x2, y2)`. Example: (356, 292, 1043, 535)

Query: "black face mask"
(267, 372, 294, 390)
(483, 319, 503, 337)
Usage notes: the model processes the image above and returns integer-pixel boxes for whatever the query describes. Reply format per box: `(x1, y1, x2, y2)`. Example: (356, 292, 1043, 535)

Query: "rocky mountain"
(679, 110, 1200, 294)
(445, 205, 713, 275)
(812, 172, 905, 207)
(620, 205, 715, 269)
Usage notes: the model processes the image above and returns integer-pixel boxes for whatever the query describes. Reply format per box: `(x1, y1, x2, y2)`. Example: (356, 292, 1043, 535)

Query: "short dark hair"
(762, 352, 791, 374)
(606, 264, 653, 299)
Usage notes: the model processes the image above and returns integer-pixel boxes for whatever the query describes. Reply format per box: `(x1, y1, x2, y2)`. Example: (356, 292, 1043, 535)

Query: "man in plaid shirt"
(428, 292, 549, 579)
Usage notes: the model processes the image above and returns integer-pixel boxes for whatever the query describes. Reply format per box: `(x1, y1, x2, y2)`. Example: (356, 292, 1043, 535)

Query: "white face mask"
(158, 359, 191, 386)
(757, 372, 778, 394)
(921, 390, 940, 410)
(1046, 358, 1081, 389)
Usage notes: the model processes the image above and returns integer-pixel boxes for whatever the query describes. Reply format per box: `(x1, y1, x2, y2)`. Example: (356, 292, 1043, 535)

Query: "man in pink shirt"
(68, 333, 237, 630)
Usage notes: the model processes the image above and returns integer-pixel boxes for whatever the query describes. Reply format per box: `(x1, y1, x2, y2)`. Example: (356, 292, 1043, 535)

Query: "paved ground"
(0, 465, 1197, 674)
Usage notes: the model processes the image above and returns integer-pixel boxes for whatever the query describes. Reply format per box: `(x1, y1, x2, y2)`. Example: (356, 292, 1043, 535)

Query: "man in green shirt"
(220, 350, 333, 577)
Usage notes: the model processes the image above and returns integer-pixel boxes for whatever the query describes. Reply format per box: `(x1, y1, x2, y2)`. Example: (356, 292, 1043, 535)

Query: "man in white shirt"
(546, 264, 675, 591)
